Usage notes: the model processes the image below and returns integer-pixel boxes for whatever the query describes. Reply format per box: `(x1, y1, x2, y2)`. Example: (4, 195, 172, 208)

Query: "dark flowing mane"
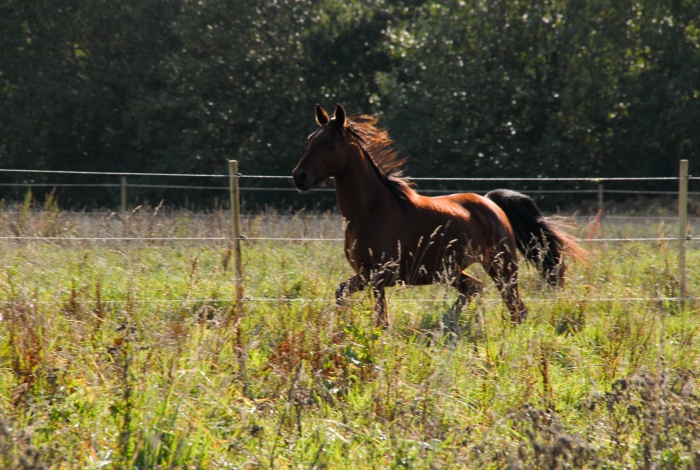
(345, 114, 415, 200)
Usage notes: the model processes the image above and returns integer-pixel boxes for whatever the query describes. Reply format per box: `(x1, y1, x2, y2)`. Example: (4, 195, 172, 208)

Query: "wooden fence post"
(679, 159, 688, 309)
(121, 176, 127, 212)
(229, 160, 243, 279)
(597, 181, 605, 235)
(228, 161, 247, 394)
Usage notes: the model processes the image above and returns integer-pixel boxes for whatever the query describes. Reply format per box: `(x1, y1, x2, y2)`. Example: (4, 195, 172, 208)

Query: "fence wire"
(1, 167, 695, 306)
(0, 295, 689, 306)
(1, 168, 694, 182)
(0, 235, 695, 243)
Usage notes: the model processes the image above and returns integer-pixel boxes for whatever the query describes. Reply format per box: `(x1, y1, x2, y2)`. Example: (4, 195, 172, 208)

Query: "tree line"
(1, 0, 698, 209)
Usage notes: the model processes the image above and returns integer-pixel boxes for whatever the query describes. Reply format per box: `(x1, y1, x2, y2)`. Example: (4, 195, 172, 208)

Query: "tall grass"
(0, 202, 699, 468)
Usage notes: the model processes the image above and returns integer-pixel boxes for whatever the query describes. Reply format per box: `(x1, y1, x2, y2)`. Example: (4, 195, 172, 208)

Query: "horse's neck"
(333, 148, 396, 222)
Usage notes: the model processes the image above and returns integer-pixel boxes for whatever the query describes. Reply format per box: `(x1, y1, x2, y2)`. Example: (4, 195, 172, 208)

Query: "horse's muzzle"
(292, 169, 312, 191)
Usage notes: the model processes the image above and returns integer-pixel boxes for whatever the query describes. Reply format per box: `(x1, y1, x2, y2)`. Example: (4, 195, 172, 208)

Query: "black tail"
(486, 189, 583, 287)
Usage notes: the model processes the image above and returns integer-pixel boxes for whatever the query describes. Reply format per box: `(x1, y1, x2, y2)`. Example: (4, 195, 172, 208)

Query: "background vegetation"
(1, 0, 698, 208)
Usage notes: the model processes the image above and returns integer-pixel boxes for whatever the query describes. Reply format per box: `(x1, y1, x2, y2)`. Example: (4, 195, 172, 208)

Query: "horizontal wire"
(2, 169, 691, 182)
(4, 183, 694, 196)
(0, 236, 343, 241)
(0, 183, 122, 188)
(579, 237, 694, 242)
(239, 174, 684, 182)
(0, 168, 227, 178)
(0, 236, 229, 241)
(0, 296, 688, 306)
(0, 236, 694, 242)
(241, 237, 343, 241)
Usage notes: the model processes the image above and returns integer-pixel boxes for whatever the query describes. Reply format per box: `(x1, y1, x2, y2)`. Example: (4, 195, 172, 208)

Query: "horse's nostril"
(293, 169, 310, 191)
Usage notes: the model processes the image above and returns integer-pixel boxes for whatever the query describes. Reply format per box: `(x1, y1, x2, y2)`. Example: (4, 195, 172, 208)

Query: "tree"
(1, 0, 698, 208)
(377, 0, 699, 197)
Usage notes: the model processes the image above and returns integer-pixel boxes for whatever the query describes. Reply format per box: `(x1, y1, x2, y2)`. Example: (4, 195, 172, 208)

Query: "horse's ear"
(316, 104, 330, 126)
(333, 104, 346, 127)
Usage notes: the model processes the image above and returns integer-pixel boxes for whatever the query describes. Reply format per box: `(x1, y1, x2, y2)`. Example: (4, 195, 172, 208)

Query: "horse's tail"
(486, 189, 584, 287)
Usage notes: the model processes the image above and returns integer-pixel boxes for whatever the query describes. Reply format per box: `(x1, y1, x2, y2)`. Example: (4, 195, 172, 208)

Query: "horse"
(292, 104, 583, 327)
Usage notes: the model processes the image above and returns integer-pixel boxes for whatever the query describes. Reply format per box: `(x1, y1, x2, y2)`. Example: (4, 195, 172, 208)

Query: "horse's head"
(293, 104, 350, 191)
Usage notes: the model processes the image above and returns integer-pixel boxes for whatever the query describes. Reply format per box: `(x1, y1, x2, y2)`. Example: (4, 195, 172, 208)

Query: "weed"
(0, 207, 699, 468)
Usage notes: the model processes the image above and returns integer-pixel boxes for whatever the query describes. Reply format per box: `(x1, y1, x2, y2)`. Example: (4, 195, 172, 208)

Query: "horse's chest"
(343, 221, 401, 267)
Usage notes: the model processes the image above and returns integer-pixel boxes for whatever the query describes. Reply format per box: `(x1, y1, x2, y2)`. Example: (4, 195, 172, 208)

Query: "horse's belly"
(344, 221, 481, 283)
(397, 243, 476, 285)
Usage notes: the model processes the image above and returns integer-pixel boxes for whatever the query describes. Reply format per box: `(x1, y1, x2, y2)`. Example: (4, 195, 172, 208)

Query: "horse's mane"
(345, 114, 414, 200)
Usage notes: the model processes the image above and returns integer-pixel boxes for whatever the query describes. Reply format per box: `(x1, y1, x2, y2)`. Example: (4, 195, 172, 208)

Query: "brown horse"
(293, 104, 583, 327)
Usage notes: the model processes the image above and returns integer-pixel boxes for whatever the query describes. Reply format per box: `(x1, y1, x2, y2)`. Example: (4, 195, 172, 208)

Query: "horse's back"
(416, 192, 512, 233)
(403, 191, 514, 254)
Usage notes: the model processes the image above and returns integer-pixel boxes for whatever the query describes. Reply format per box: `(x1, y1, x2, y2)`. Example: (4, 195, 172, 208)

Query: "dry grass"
(1, 201, 699, 468)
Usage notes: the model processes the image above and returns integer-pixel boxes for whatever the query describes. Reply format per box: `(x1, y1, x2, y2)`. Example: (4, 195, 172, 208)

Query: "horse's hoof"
(375, 317, 390, 329)
(336, 283, 347, 306)
(511, 309, 527, 324)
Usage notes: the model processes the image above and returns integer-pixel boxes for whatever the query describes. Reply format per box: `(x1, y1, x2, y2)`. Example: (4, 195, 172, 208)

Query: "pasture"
(1, 203, 699, 468)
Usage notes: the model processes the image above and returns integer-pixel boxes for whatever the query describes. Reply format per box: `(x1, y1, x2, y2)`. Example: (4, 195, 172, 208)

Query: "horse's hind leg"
(484, 251, 528, 324)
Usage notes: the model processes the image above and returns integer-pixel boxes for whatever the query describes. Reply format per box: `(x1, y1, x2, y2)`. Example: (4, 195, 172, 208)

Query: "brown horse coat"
(293, 104, 582, 327)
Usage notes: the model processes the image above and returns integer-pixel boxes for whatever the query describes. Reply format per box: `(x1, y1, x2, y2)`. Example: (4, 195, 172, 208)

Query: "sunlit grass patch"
(1, 208, 699, 468)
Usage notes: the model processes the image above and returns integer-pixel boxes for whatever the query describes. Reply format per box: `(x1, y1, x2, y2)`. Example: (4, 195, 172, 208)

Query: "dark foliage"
(1, 0, 698, 209)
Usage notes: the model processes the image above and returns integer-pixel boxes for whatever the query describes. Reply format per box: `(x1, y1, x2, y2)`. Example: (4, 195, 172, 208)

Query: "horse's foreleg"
(338, 268, 393, 328)
(373, 286, 389, 328)
(336, 274, 367, 306)
(442, 272, 483, 333)
(453, 272, 483, 303)
(370, 267, 397, 328)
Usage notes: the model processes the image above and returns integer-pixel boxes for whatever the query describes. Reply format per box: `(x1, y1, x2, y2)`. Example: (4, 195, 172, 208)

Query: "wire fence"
(0, 294, 685, 306)
(0, 235, 695, 243)
(2, 167, 698, 219)
(0, 166, 696, 305)
(1, 168, 696, 188)
(0, 167, 696, 245)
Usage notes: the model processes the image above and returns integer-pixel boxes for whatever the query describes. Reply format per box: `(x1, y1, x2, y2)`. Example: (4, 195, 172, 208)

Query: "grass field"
(1, 201, 699, 469)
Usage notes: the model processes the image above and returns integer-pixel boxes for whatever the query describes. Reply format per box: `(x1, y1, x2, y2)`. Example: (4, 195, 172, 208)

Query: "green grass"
(1, 204, 699, 468)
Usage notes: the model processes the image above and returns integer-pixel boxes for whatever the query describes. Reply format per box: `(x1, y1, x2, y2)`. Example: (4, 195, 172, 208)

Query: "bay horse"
(292, 104, 583, 327)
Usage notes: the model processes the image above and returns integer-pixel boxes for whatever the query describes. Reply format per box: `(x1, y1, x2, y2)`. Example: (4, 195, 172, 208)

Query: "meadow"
(1, 199, 699, 469)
